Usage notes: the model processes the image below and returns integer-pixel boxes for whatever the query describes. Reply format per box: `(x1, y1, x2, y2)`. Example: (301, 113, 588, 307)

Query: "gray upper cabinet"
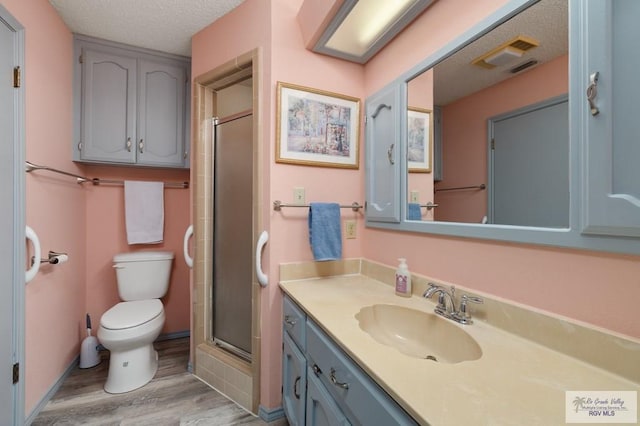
(581, 0, 640, 237)
(73, 35, 190, 169)
(365, 84, 401, 223)
(137, 60, 186, 166)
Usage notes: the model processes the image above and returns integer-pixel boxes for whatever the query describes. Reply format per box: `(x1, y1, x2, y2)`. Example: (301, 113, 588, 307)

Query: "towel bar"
(273, 200, 362, 212)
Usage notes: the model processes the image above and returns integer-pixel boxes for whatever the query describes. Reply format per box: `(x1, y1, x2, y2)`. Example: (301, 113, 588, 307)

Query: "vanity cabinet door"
(581, 0, 640, 237)
(283, 333, 307, 426)
(137, 59, 187, 167)
(365, 84, 401, 223)
(80, 48, 137, 164)
(306, 368, 350, 426)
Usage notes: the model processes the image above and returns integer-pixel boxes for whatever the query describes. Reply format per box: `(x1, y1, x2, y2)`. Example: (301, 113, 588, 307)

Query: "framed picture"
(407, 107, 432, 173)
(276, 82, 360, 169)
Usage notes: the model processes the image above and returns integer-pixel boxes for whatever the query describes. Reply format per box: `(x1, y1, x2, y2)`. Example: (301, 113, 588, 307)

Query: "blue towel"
(308, 203, 342, 261)
(407, 203, 422, 220)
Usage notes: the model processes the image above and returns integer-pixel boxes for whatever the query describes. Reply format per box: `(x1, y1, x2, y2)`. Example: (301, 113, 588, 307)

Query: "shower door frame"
(191, 48, 263, 413)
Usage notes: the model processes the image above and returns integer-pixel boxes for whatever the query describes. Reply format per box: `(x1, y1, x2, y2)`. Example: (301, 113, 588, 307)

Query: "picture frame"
(276, 82, 360, 169)
(407, 107, 432, 173)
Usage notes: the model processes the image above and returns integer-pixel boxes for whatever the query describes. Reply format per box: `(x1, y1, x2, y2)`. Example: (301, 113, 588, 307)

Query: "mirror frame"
(366, 0, 640, 256)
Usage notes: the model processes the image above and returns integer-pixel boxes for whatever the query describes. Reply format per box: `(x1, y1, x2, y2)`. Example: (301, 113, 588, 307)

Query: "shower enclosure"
(212, 111, 253, 360)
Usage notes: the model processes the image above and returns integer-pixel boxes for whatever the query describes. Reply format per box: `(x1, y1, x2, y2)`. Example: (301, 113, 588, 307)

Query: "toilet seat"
(101, 299, 163, 330)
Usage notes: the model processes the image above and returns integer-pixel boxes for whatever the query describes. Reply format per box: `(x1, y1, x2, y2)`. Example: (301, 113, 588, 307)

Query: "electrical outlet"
(410, 190, 420, 203)
(344, 220, 357, 239)
(293, 187, 305, 204)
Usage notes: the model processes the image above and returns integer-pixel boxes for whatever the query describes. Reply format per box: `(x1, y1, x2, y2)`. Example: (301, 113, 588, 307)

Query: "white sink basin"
(355, 304, 482, 363)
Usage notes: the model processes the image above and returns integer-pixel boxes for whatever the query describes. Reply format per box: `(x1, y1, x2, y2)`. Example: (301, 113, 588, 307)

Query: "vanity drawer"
(283, 296, 306, 349)
(306, 320, 417, 426)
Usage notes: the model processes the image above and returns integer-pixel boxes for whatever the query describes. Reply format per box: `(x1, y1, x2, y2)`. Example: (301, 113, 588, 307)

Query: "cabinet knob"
(126, 137, 132, 152)
(284, 315, 297, 326)
(138, 139, 144, 153)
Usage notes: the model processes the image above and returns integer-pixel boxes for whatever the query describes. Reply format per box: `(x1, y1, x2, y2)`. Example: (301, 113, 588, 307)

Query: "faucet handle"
(454, 294, 484, 324)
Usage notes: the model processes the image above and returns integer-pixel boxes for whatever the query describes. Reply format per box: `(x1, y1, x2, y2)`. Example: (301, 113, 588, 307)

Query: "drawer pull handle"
(312, 364, 322, 377)
(284, 315, 297, 326)
(330, 368, 349, 390)
(293, 376, 301, 399)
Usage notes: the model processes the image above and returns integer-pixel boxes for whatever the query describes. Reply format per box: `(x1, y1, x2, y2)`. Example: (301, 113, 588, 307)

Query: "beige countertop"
(280, 274, 639, 426)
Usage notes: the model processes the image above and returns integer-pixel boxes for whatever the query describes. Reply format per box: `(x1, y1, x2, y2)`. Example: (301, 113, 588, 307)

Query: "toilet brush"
(80, 313, 101, 369)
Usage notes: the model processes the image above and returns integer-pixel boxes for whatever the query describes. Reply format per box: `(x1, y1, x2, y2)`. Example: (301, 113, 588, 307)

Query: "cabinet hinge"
(78, 142, 83, 151)
(13, 66, 20, 88)
(12, 363, 19, 384)
(364, 115, 368, 124)
(79, 54, 83, 64)
(491, 138, 495, 150)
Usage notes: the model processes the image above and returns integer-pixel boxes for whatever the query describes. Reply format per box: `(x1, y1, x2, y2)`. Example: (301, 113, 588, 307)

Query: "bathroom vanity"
(280, 262, 640, 425)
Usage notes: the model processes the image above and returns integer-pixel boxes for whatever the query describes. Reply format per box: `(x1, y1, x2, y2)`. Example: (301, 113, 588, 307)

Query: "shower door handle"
(183, 224, 193, 268)
(256, 230, 269, 287)
(25, 226, 41, 283)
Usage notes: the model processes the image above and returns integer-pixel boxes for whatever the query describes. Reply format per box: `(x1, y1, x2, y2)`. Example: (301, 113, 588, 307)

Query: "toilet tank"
(113, 251, 174, 301)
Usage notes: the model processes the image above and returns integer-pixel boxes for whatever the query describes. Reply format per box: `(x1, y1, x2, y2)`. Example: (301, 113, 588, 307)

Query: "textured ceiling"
(49, 0, 245, 57)
(433, 0, 568, 105)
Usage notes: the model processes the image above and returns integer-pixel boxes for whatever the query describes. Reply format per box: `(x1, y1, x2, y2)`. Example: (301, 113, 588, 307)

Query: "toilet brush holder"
(80, 314, 101, 369)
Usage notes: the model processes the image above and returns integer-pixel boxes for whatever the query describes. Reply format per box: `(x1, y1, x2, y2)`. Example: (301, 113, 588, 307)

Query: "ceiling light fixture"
(312, 0, 436, 64)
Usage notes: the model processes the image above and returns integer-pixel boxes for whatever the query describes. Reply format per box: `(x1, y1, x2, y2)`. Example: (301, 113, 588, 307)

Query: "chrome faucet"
(423, 283, 483, 324)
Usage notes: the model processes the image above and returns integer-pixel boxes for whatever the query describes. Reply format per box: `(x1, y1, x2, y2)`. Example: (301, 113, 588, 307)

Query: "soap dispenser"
(395, 258, 412, 297)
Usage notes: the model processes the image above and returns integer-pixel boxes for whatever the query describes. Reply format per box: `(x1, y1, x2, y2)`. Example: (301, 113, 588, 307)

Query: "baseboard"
(25, 355, 79, 425)
(259, 405, 285, 422)
(156, 329, 190, 341)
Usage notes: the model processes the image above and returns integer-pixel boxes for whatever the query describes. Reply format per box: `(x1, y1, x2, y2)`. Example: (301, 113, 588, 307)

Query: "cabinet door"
(80, 48, 137, 163)
(137, 60, 186, 167)
(283, 333, 306, 426)
(365, 85, 401, 223)
(581, 0, 640, 236)
(306, 368, 350, 426)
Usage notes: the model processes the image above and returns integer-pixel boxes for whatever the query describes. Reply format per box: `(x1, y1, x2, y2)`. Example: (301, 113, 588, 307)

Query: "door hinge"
(13, 66, 20, 88)
(79, 54, 83, 64)
(12, 363, 19, 384)
(491, 138, 495, 150)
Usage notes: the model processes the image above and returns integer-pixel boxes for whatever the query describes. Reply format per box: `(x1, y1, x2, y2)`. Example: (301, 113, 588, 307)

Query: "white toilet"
(98, 251, 174, 394)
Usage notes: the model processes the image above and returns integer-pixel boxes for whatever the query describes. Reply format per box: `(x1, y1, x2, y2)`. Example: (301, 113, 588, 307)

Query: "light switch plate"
(410, 190, 420, 202)
(344, 220, 356, 239)
(293, 187, 305, 204)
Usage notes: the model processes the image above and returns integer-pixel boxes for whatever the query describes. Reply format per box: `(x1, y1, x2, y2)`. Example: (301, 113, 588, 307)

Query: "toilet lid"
(101, 299, 163, 330)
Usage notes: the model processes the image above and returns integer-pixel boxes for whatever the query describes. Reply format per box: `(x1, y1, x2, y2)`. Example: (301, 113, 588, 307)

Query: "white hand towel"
(124, 181, 164, 244)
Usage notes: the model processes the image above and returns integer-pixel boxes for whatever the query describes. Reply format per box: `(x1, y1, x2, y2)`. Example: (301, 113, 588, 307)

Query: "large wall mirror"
(406, 0, 568, 227)
(365, 0, 640, 255)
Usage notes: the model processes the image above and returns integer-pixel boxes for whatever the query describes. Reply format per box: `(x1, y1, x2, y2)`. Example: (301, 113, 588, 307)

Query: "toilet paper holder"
(32, 251, 68, 266)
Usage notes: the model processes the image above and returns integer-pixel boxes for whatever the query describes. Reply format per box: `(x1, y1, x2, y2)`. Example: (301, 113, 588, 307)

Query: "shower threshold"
(213, 338, 252, 362)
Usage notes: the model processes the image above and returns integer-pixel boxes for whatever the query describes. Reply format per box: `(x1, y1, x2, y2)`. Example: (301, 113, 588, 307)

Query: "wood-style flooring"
(32, 338, 287, 426)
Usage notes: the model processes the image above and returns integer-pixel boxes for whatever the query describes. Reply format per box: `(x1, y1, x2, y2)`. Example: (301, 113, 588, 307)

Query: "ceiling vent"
(510, 59, 539, 74)
(472, 35, 539, 69)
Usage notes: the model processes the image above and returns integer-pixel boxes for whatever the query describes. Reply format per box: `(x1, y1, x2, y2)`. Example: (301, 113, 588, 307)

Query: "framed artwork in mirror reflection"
(408, 107, 432, 173)
(276, 81, 360, 169)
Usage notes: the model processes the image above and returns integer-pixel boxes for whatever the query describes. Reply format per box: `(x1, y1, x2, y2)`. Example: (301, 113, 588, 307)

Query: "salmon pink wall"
(436, 55, 568, 222)
(192, 0, 365, 412)
(84, 165, 191, 335)
(407, 70, 434, 220)
(2, 0, 86, 416)
(4, 1, 192, 417)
